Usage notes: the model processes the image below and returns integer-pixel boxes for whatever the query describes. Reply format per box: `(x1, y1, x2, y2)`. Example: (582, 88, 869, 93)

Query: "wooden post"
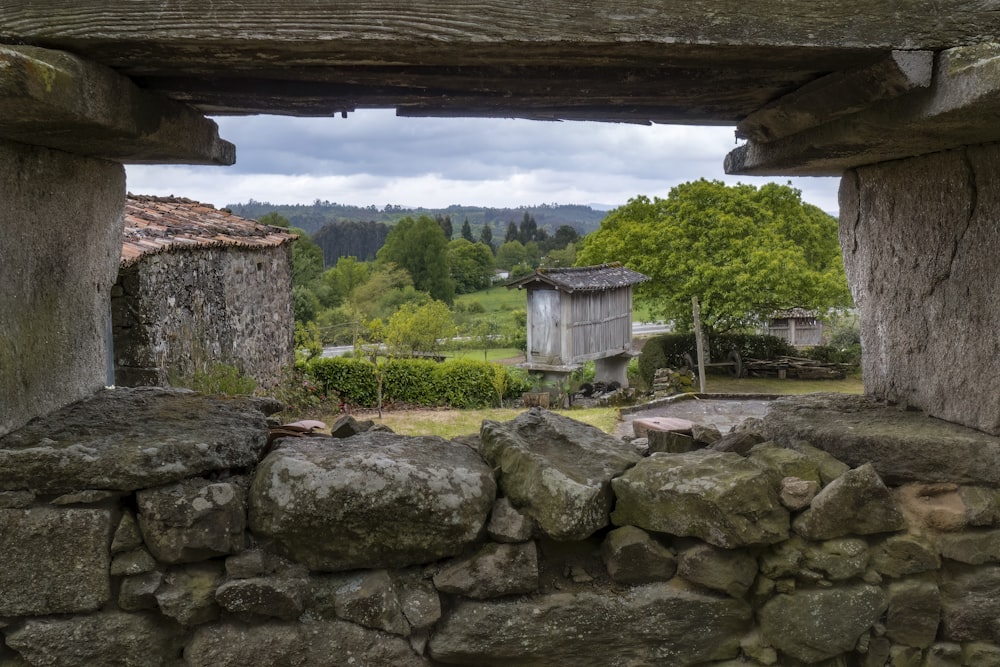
(692, 297, 707, 393)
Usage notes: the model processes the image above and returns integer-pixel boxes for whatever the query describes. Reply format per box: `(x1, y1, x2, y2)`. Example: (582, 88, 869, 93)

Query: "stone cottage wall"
(112, 244, 294, 389)
(2, 388, 1000, 666)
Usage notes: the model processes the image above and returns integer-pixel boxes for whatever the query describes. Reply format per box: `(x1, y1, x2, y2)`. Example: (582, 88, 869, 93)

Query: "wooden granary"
(507, 263, 649, 386)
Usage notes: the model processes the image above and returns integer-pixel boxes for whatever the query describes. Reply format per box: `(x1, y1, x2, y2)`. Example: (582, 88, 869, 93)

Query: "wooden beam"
(0, 45, 233, 165)
(736, 51, 934, 143)
(725, 44, 1000, 176)
(2, 2, 994, 57)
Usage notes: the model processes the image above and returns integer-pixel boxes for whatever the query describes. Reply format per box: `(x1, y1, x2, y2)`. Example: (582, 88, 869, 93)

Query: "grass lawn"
(455, 285, 525, 312)
(443, 348, 523, 363)
(364, 406, 619, 439)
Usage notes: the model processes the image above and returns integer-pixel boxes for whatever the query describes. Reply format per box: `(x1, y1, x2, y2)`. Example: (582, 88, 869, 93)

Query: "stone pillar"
(840, 142, 1000, 435)
(0, 139, 125, 436)
(594, 355, 630, 388)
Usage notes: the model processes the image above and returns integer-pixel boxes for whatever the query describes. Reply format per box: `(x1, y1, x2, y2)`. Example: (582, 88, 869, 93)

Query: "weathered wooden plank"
(726, 44, 1000, 175)
(0, 45, 233, 164)
(3, 2, 995, 54)
(737, 51, 934, 142)
(2, 2, 996, 121)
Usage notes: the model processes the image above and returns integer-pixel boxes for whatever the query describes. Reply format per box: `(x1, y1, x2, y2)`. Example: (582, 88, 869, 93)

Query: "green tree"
(435, 214, 454, 241)
(504, 221, 519, 244)
(577, 179, 852, 332)
(385, 300, 457, 357)
(478, 224, 494, 251)
(323, 255, 370, 305)
(290, 228, 325, 287)
(377, 215, 456, 304)
(544, 242, 577, 268)
(448, 239, 496, 293)
(258, 211, 291, 228)
(495, 240, 528, 271)
(518, 212, 538, 244)
(461, 218, 475, 242)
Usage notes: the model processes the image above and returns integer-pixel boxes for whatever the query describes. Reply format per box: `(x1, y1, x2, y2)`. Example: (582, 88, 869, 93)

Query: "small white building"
(507, 263, 649, 386)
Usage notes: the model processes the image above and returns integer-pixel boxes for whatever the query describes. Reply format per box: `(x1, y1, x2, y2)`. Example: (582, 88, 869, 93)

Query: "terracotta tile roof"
(121, 194, 296, 267)
(506, 263, 650, 292)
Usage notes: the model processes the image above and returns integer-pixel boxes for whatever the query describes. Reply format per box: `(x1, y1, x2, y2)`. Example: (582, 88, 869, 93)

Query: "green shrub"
(382, 358, 439, 405)
(178, 363, 256, 395)
(636, 332, 797, 386)
(308, 357, 378, 406)
(306, 357, 528, 408)
(432, 359, 501, 408)
(802, 344, 862, 366)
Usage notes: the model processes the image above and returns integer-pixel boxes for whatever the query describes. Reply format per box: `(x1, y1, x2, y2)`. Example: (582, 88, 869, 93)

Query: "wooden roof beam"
(0, 45, 234, 165)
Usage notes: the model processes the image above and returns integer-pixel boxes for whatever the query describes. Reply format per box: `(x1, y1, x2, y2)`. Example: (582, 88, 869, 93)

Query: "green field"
(444, 348, 523, 362)
(455, 285, 526, 313)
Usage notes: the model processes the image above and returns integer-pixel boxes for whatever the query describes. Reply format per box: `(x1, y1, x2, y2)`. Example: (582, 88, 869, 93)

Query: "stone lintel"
(736, 50, 933, 143)
(0, 45, 234, 165)
(726, 44, 1000, 176)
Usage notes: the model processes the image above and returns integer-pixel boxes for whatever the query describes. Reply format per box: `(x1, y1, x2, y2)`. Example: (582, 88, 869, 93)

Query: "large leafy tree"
(448, 239, 496, 293)
(385, 300, 457, 357)
(576, 179, 852, 332)
(377, 215, 456, 304)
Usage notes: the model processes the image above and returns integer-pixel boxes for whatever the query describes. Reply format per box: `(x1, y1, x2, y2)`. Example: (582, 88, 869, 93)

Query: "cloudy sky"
(126, 110, 841, 215)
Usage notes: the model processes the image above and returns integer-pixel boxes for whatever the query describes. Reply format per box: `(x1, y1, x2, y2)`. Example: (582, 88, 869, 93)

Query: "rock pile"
(2, 388, 1000, 665)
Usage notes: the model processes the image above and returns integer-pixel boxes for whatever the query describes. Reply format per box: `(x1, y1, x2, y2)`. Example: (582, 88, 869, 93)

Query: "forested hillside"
(312, 221, 390, 264)
(229, 200, 607, 236)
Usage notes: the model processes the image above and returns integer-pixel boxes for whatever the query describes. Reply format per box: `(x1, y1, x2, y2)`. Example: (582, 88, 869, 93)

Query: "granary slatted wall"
(570, 289, 633, 360)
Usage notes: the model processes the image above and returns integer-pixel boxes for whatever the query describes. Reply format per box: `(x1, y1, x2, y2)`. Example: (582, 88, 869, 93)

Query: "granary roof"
(507, 263, 649, 293)
(771, 308, 819, 320)
(121, 195, 296, 267)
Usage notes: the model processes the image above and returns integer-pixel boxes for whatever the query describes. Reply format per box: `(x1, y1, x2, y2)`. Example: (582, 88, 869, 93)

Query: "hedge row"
(306, 357, 532, 409)
(637, 332, 797, 387)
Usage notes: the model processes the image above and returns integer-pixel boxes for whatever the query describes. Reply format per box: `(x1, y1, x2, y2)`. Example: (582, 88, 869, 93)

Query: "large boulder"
(136, 477, 247, 564)
(433, 542, 539, 599)
(479, 409, 640, 541)
(428, 582, 752, 666)
(0, 507, 111, 616)
(249, 432, 495, 571)
(792, 463, 906, 540)
(763, 393, 1000, 485)
(939, 564, 1000, 641)
(6, 611, 182, 666)
(184, 620, 429, 667)
(0, 387, 269, 493)
(759, 584, 886, 663)
(611, 450, 789, 548)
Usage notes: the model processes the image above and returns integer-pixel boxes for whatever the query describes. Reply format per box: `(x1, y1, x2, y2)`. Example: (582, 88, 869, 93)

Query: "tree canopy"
(576, 180, 852, 332)
(376, 215, 456, 305)
(448, 239, 496, 293)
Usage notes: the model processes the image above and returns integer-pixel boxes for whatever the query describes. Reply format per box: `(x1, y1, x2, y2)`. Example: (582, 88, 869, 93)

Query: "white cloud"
(126, 111, 841, 214)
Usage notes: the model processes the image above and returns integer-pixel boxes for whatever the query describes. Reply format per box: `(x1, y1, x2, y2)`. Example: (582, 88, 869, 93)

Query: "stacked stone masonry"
(3, 388, 1000, 666)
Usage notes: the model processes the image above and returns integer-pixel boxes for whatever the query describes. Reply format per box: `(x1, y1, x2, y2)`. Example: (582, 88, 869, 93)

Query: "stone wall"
(112, 244, 294, 390)
(3, 389, 1000, 666)
(840, 141, 1000, 435)
(0, 138, 125, 438)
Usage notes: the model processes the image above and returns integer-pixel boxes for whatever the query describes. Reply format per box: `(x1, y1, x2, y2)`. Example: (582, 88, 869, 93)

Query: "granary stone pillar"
(0, 140, 125, 436)
(839, 142, 1000, 435)
(0, 46, 233, 435)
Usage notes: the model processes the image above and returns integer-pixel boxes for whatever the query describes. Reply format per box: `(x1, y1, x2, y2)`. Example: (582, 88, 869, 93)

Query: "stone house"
(112, 195, 296, 389)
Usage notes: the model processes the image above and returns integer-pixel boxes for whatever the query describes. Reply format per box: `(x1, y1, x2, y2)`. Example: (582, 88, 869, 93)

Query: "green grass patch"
(360, 406, 618, 439)
(444, 348, 523, 362)
(455, 285, 525, 312)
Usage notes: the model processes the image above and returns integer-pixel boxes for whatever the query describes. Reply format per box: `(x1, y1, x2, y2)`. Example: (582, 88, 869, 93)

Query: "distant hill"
(227, 200, 609, 236)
